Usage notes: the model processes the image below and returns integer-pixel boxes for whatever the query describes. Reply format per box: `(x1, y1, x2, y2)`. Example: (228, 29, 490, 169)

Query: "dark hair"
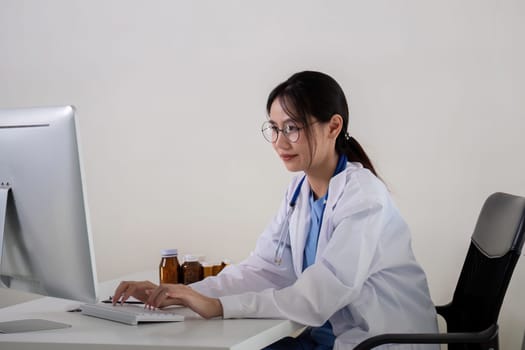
(266, 71, 378, 176)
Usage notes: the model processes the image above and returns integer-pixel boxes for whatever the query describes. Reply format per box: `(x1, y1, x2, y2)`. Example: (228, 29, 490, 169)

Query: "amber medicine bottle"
(159, 249, 181, 284)
(182, 255, 202, 284)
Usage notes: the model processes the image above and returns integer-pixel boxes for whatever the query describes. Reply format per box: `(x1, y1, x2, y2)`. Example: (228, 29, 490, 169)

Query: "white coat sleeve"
(190, 182, 300, 298)
(218, 190, 388, 326)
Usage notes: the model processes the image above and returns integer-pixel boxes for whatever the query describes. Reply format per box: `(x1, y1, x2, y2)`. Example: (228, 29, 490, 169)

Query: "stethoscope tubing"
(272, 154, 348, 265)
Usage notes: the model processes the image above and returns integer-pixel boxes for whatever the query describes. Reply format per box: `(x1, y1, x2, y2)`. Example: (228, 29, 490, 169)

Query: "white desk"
(0, 272, 303, 349)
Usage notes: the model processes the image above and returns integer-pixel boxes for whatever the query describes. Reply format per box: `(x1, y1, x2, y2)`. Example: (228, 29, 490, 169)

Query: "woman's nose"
(274, 131, 290, 149)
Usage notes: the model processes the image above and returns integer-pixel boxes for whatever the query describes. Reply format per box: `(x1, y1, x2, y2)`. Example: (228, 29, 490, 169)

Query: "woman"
(113, 71, 439, 349)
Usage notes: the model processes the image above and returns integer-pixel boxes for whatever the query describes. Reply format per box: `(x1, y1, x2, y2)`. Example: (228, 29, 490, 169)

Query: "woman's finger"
(112, 281, 131, 305)
(146, 285, 170, 309)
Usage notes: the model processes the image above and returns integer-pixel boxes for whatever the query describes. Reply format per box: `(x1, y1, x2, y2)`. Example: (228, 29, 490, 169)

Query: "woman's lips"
(280, 154, 297, 161)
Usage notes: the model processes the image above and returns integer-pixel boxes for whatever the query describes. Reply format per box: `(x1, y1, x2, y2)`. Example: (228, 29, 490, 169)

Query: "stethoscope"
(273, 154, 348, 265)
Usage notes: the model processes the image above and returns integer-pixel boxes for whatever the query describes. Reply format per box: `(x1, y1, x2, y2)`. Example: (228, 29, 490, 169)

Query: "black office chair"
(354, 192, 525, 350)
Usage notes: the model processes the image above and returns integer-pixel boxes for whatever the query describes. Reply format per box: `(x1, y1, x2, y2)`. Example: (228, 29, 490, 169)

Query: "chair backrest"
(445, 192, 525, 338)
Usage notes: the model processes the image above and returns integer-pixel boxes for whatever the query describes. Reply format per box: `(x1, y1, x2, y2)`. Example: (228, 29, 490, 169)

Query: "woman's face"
(268, 98, 332, 174)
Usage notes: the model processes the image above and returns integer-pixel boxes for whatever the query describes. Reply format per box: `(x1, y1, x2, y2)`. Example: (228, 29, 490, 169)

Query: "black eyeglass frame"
(261, 120, 318, 143)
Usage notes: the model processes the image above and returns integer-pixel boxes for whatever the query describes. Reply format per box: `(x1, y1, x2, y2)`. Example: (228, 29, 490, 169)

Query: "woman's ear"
(328, 114, 343, 139)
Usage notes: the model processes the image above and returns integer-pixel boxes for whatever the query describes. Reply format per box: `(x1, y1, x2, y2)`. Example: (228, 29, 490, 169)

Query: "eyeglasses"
(261, 121, 307, 143)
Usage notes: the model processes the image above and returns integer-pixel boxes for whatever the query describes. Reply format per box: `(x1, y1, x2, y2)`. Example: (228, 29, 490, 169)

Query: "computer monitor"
(0, 105, 98, 304)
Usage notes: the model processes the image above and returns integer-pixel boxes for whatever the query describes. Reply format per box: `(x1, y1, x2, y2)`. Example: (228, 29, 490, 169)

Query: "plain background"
(1, 0, 524, 348)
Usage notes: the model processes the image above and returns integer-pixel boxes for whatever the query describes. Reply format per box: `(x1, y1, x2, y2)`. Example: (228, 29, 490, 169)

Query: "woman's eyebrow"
(268, 117, 294, 125)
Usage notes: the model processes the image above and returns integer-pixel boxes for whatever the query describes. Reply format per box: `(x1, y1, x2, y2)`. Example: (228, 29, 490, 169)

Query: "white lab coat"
(191, 162, 439, 350)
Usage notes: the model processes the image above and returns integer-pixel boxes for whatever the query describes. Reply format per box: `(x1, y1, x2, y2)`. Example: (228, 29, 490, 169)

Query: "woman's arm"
(219, 192, 390, 325)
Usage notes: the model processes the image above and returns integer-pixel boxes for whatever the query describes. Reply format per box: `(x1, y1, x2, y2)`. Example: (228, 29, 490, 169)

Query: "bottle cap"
(184, 254, 199, 262)
(161, 249, 178, 257)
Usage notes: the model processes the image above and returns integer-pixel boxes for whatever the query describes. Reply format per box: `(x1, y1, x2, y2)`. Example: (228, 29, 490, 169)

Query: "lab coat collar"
(315, 164, 350, 261)
(288, 161, 361, 276)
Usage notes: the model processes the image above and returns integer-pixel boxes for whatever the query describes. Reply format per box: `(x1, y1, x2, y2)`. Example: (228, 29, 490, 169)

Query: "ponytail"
(336, 133, 378, 177)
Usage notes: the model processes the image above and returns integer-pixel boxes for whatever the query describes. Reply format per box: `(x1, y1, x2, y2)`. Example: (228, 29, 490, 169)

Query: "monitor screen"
(0, 106, 98, 303)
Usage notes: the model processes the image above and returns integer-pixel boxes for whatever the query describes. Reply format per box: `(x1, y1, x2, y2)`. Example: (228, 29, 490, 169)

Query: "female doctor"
(113, 71, 439, 350)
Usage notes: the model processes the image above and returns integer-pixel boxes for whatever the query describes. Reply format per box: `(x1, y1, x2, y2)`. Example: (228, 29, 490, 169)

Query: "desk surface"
(0, 272, 303, 350)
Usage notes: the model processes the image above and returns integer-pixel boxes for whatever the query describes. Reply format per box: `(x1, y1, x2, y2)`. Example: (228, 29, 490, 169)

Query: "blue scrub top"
(302, 154, 347, 348)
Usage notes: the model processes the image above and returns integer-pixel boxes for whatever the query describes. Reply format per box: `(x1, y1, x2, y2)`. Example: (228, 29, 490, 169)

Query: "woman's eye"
(284, 125, 299, 133)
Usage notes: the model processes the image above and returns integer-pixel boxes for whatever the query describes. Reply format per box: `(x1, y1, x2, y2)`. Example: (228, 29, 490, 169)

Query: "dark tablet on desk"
(0, 319, 71, 333)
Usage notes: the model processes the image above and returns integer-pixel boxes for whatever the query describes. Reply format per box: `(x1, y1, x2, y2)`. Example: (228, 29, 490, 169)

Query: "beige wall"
(1, 0, 524, 348)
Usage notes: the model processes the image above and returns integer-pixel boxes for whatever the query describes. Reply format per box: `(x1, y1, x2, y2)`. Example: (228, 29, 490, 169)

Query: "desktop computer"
(0, 106, 98, 304)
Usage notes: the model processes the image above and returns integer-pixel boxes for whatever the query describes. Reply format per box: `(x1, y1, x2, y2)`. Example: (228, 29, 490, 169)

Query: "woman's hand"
(112, 280, 158, 305)
(145, 284, 223, 319)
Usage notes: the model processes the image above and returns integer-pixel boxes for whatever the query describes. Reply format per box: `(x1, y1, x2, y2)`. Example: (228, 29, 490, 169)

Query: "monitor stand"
(0, 185, 71, 333)
(0, 319, 71, 333)
(0, 184, 10, 283)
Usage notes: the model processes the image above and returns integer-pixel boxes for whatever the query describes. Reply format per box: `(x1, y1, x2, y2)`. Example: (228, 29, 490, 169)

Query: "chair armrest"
(352, 323, 498, 350)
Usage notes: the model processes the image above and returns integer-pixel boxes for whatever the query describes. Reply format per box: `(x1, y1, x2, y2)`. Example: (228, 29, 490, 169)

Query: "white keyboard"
(81, 303, 185, 325)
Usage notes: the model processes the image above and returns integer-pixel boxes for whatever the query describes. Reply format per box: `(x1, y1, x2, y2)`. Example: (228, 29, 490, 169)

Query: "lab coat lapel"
(288, 178, 311, 277)
(316, 166, 347, 258)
